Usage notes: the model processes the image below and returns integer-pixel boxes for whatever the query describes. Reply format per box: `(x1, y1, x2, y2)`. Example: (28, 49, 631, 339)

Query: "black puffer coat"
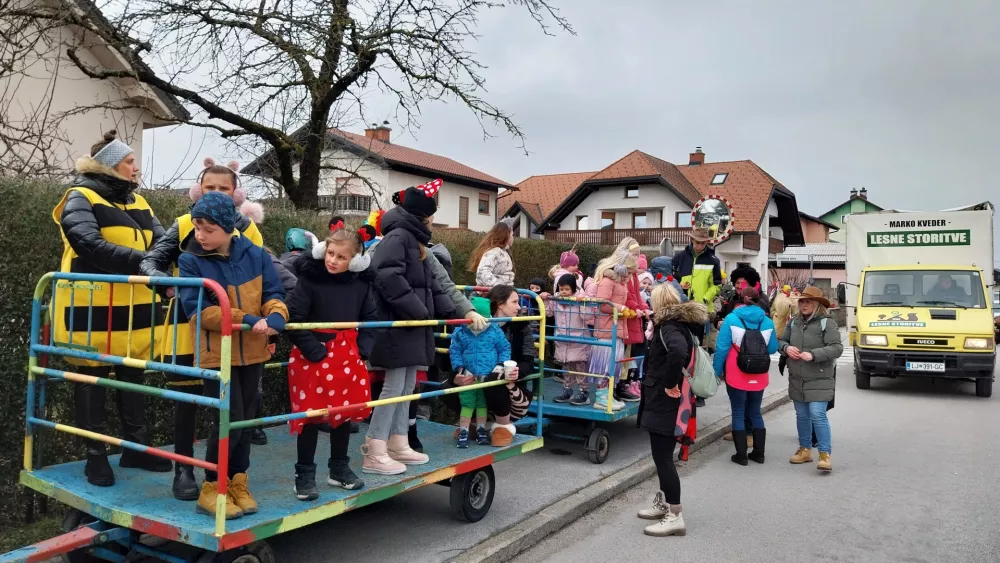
(637, 301, 708, 436)
(369, 208, 455, 368)
(61, 167, 164, 274)
(285, 253, 378, 363)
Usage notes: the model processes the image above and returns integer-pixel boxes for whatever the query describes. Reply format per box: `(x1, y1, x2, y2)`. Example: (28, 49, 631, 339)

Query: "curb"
(450, 391, 792, 563)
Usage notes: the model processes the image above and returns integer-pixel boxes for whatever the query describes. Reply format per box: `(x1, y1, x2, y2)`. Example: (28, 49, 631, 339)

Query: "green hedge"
(0, 179, 631, 532)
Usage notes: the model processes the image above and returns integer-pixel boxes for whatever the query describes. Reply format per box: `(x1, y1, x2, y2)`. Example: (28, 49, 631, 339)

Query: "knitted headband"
(93, 139, 134, 169)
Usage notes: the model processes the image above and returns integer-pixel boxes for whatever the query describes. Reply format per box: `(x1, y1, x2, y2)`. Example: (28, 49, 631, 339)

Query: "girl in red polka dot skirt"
(285, 228, 378, 501)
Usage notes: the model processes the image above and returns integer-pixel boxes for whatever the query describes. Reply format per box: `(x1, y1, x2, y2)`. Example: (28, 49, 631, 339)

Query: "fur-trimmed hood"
(654, 300, 709, 325)
(73, 156, 138, 203)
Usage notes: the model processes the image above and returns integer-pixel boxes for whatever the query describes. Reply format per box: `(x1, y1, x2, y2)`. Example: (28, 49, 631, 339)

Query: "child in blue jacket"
(178, 191, 287, 520)
(449, 298, 511, 448)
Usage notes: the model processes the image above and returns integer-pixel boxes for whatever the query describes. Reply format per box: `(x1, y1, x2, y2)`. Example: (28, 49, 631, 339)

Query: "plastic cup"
(503, 360, 518, 378)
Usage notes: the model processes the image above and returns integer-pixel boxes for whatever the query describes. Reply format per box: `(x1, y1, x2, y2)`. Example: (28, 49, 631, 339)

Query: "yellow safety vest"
(158, 213, 263, 367)
(51, 187, 162, 365)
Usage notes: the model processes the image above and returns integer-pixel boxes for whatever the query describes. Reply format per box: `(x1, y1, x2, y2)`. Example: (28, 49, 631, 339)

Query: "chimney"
(850, 187, 858, 198)
(364, 123, 391, 144)
(859, 187, 868, 200)
(689, 146, 705, 166)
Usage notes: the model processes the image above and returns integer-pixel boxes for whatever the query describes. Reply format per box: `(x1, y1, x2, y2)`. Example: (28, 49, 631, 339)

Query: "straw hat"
(793, 286, 831, 308)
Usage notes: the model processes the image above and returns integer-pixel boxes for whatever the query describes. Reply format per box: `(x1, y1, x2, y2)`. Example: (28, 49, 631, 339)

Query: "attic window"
(625, 186, 639, 198)
(711, 173, 728, 185)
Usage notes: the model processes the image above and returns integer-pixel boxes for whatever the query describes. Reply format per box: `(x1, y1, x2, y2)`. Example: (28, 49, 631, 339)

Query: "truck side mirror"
(836, 283, 847, 306)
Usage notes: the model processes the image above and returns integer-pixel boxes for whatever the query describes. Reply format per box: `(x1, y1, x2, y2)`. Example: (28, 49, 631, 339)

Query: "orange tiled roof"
(499, 171, 596, 223)
(677, 160, 784, 232)
(330, 129, 511, 188)
(588, 150, 702, 204)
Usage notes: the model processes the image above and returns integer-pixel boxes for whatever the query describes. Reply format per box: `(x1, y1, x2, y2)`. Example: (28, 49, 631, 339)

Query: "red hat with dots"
(392, 178, 441, 219)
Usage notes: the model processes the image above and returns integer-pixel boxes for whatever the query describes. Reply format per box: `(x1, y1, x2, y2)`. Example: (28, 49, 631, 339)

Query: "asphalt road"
(509, 366, 1000, 563)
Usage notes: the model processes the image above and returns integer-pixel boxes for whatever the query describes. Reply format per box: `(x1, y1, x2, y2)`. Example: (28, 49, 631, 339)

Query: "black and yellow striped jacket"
(51, 157, 165, 365)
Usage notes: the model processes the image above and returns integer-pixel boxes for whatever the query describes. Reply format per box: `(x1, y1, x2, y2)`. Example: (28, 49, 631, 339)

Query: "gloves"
(465, 310, 488, 332)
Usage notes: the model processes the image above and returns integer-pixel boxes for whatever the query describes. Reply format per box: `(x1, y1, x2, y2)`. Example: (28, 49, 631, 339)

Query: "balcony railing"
(544, 227, 692, 247)
(742, 233, 761, 252)
(318, 194, 372, 213)
(769, 237, 785, 254)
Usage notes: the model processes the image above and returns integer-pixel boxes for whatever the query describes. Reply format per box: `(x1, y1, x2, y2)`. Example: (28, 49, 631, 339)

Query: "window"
(861, 270, 985, 308)
(632, 212, 647, 229)
(625, 186, 639, 198)
(841, 214, 849, 224)
(318, 194, 372, 212)
(478, 192, 490, 215)
(676, 211, 692, 228)
(459, 196, 469, 229)
(576, 215, 589, 230)
(711, 173, 728, 185)
(601, 211, 615, 229)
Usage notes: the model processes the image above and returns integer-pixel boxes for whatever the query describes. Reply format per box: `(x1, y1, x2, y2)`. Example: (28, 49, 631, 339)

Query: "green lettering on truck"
(867, 229, 971, 247)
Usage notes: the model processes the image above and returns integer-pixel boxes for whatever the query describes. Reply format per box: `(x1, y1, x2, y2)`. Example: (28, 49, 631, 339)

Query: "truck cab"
(842, 265, 996, 396)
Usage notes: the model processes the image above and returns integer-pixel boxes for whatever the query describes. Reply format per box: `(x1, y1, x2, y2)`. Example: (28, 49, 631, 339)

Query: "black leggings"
(648, 431, 681, 505)
(298, 421, 351, 466)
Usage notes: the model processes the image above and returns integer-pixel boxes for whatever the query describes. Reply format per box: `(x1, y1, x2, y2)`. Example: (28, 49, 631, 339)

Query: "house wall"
(820, 197, 881, 242)
(390, 170, 497, 232)
(714, 197, 774, 278)
(770, 267, 846, 293)
(318, 149, 390, 200)
(800, 218, 831, 243)
(557, 184, 689, 231)
(1, 20, 163, 173)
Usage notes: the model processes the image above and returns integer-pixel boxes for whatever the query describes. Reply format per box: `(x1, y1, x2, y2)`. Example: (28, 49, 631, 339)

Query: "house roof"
(799, 211, 840, 231)
(770, 242, 846, 264)
(498, 171, 595, 224)
(818, 194, 885, 219)
(537, 151, 701, 229)
(675, 160, 786, 233)
(242, 128, 511, 190)
(72, 0, 190, 122)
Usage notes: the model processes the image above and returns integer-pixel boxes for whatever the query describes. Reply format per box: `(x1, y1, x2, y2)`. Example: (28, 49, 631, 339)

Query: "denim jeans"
(726, 385, 764, 432)
(794, 400, 831, 453)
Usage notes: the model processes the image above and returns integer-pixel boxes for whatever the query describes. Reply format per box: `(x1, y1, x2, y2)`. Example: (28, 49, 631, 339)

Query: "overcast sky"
(143, 0, 1000, 228)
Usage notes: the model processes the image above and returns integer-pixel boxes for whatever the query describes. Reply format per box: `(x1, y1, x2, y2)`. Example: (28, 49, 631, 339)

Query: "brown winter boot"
(196, 481, 242, 520)
(817, 452, 832, 471)
(228, 473, 258, 515)
(789, 447, 814, 464)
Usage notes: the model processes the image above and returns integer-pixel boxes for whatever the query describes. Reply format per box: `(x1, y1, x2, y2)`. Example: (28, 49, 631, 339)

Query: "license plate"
(906, 361, 945, 373)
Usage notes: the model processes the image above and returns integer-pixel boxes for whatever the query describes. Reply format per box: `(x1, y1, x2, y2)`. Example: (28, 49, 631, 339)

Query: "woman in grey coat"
(779, 286, 843, 472)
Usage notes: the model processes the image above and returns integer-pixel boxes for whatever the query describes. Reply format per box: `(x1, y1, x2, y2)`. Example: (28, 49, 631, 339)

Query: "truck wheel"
(196, 541, 275, 563)
(586, 427, 611, 464)
(855, 370, 871, 390)
(976, 376, 993, 398)
(450, 465, 495, 523)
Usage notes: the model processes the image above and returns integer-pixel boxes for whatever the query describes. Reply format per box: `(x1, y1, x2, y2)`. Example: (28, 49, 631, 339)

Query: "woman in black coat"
(635, 285, 708, 538)
(365, 183, 454, 472)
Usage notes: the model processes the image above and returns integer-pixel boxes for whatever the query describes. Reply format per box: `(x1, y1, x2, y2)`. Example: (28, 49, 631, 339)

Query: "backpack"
(659, 327, 718, 398)
(736, 319, 771, 375)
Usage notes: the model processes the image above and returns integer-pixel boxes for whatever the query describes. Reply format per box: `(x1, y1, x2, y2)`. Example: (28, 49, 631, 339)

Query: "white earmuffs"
(312, 239, 370, 272)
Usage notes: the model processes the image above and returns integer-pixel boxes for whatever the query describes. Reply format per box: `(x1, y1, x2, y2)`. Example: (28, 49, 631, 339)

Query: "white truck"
(837, 203, 997, 396)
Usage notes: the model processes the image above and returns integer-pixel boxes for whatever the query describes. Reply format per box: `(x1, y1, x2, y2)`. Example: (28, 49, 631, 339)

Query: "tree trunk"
(287, 112, 329, 209)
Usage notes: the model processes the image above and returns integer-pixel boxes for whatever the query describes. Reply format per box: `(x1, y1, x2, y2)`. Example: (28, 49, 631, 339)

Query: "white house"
(522, 148, 805, 277)
(0, 0, 189, 174)
(243, 126, 510, 231)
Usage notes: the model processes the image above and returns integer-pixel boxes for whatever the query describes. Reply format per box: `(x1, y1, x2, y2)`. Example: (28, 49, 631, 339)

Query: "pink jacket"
(547, 289, 593, 363)
(551, 267, 585, 294)
(595, 276, 628, 342)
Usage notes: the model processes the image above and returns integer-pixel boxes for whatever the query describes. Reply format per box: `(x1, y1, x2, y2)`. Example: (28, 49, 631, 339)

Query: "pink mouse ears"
(190, 156, 246, 206)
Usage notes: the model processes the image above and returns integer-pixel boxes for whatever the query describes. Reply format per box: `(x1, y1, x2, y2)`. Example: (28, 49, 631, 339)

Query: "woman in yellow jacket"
(138, 158, 262, 500)
(52, 131, 171, 486)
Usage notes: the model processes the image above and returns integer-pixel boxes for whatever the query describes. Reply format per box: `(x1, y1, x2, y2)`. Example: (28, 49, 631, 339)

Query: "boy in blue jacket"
(449, 298, 511, 448)
(178, 191, 287, 520)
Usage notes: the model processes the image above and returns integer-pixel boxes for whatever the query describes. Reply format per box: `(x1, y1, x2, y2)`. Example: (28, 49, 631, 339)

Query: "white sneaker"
(644, 511, 686, 537)
(637, 491, 668, 520)
(593, 389, 625, 411)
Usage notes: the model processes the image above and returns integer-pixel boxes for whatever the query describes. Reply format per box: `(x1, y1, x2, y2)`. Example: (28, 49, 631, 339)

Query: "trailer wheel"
(976, 376, 993, 398)
(855, 370, 871, 390)
(586, 427, 611, 464)
(450, 465, 495, 523)
(196, 541, 275, 563)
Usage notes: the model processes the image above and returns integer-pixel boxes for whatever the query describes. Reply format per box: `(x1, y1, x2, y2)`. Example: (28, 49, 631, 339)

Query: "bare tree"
(1, 0, 571, 207)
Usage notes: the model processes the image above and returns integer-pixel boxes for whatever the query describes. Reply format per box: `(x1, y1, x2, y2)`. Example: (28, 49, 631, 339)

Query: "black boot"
(117, 384, 171, 473)
(730, 430, 749, 466)
(350, 421, 360, 434)
(172, 463, 199, 501)
(294, 463, 319, 501)
(250, 427, 268, 446)
(747, 428, 766, 464)
(119, 448, 172, 472)
(85, 453, 115, 487)
(408, 422, 423, 453)
(328, 458, 364, 490)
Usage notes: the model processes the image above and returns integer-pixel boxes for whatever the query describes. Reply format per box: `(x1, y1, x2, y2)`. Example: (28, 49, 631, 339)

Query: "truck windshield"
(861, 270, 986, 308)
